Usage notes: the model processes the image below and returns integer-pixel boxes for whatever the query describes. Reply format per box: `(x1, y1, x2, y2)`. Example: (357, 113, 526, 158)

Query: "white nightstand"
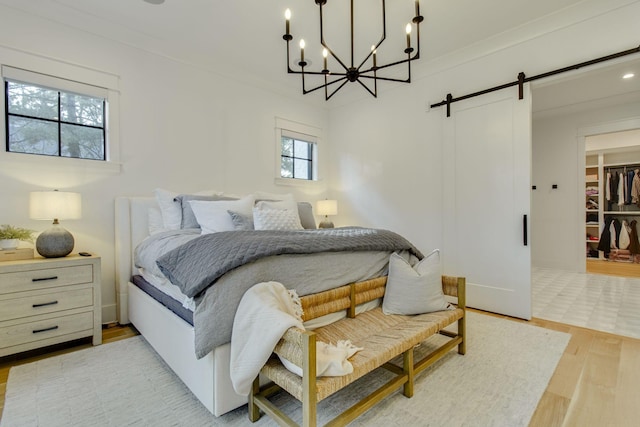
(0, 253, 101, 357)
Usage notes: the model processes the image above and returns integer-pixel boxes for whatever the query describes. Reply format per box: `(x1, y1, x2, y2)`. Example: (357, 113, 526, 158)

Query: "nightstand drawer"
(0, 311, 94, 349)
(0, 265, 93, 294)
(0, 288, 93, 322)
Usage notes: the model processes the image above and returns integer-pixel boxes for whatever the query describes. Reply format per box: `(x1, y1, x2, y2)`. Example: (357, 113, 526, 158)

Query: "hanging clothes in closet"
(608, 170, 619, 211)
(618, 172, 625, 207)
(632, 169, 640, 207)
(627, 169, 635, 204)
(629, 220, 640, 262)
(598, 217, 619, 258)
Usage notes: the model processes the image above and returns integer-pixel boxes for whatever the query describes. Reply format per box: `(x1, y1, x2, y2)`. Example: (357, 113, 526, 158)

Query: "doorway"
(531, 57, 640, 274)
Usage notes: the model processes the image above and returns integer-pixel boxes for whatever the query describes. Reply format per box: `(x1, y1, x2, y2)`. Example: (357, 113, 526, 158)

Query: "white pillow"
(382, 250, 451, 315)
(189, 195, 255, 234)
(147, 206, 165, 235)
(154, 188, 223, 230)
(255, 199, 298, 212)
(253, 207, 303, 231)
(253, 191, 295, 202)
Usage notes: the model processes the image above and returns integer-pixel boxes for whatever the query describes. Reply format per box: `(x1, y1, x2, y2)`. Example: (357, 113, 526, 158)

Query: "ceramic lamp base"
(36, 223, 74, 258)
(318, 220, 334, 229)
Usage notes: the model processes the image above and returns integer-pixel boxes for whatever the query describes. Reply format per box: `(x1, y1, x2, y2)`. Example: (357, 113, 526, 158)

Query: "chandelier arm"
(303, 76, 349, 95)
(359, 74, 410, 84)
(355, 78, 377, 98)
(356, 35, 385, 71)
(319, 4, 349, 71)
(355, 0, 387, 70)
(288, 69, 348, 77)
(372, 54, 418, 72)
(321, 44, 350, 73)
(350, 0, 354, 67)
(326, 79, 351, 100)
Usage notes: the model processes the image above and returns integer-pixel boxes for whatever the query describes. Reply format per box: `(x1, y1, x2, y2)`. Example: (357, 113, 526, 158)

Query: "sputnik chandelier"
(283, 0, 423, 100)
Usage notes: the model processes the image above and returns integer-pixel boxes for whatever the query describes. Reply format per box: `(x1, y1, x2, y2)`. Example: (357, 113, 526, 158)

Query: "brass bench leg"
(249, 376, 261, 422)
(302, 331, 317, 427)
(403, 346, 415, 398)
(458, 316, 466, 355)
(457, 277, 466, 355)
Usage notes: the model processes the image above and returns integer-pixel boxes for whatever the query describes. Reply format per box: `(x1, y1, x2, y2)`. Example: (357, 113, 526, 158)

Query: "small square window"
(275, 118, 320, 184)
(281, 136, 314, 180)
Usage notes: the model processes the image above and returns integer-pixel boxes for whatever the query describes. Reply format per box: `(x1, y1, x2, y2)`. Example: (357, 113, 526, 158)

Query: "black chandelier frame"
(283, 0, 423, 100)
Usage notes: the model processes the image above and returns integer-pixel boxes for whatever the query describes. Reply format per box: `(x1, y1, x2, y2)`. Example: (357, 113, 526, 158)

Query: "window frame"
(0, 62, 121, 174)
(275, 117, 321, 186)
(5, 78, 107, 160)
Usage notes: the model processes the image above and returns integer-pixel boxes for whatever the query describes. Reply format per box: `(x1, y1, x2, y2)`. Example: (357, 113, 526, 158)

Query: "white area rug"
(1, 312, 569, 427)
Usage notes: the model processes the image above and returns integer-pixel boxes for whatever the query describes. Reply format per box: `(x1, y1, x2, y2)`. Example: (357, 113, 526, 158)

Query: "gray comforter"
(157, 227, 422, 298)
(154, 227, 423, 358)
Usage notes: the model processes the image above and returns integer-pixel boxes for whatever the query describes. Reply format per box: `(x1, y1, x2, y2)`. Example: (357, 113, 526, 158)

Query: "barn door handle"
(523, 214, 528, 246)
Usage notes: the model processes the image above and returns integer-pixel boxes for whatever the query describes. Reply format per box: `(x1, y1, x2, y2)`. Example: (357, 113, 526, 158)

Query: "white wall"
(532, 105, 640, 271)
(328, 0, 640, 273)
(0, 6, 330, 323)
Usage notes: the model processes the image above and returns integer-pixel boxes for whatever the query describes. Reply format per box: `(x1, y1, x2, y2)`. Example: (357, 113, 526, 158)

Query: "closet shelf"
(604, 211, 640, 215)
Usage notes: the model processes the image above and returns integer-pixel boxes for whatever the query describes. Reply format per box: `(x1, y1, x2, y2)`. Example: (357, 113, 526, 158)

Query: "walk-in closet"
(585, 129, 640, 269)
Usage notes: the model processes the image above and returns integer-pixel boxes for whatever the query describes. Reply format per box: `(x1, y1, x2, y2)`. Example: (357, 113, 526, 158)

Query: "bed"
(114, 194, 422, 416)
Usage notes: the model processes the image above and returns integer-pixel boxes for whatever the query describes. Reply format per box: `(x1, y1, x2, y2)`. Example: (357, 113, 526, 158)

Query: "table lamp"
(30, 190, 81, 258)
(316, 199, 338, 229)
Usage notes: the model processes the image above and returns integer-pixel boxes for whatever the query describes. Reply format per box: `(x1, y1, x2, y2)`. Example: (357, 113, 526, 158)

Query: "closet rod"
(431, 44, 640, 117)
(606, 163, 640, 169)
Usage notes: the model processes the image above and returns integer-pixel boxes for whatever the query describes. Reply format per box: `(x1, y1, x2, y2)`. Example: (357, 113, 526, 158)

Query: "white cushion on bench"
(383, 249, 451, 315)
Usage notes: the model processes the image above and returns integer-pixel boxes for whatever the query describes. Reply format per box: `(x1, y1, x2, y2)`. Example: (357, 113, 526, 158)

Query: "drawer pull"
(32, 276, 58, 282)
(32, 300, 59, 308)
(32, 325, 59, 334)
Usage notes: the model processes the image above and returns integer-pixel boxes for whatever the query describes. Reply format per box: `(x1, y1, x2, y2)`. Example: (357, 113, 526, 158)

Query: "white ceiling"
(1, 0, 638, 111)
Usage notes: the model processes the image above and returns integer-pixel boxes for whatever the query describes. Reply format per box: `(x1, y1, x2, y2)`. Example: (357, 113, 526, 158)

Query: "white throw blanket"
(230, 281, 362, 395)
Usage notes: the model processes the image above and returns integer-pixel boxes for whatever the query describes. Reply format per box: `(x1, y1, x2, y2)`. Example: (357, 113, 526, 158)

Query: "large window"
(275, 118, 320, 183)
(2, 66, 111, 162)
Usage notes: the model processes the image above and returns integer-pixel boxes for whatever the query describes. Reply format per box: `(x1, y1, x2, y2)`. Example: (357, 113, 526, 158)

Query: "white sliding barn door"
(442, 86, 532, 320)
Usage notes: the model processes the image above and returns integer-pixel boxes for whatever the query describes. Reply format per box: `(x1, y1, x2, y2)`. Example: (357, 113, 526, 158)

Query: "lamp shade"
(316, 199, 338, 216)
(30, 191, 82, 220)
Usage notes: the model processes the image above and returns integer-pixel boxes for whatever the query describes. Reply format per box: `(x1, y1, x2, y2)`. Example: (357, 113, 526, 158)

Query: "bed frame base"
(128, 281, 248, 416)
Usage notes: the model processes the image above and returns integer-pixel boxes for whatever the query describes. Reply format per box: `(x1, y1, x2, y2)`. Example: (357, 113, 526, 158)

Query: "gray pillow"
(228, 210, 254, 230)
(382, 250, 451, 315)
(297, 202, 316, 229)
(175, 194, 237, 229)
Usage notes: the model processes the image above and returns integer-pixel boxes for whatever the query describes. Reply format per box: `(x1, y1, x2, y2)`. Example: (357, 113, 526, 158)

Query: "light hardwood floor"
(1, 307, 638, 426)
(586, 258, 640, 278)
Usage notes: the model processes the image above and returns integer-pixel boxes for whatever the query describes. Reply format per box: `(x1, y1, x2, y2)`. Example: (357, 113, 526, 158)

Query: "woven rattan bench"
(249, 275, 466, 427)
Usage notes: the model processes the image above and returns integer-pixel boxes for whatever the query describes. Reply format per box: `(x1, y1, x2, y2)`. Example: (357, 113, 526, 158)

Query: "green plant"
(0, 224, 35, 242)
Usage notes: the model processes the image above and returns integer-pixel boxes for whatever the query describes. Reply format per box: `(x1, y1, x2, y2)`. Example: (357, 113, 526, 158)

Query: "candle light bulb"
(406, 23, 412, 34)
(300, 39, 305, 49)
(406, 23, 412, 49)
(371, 45, 377, 68)
(323, 48, 328, 71)
(284, 9, 291, 36)
(299, 39, 305, 63)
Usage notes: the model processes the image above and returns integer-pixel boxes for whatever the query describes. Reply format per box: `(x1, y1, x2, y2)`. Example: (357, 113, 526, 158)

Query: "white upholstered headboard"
(114, 196, 156, 324)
